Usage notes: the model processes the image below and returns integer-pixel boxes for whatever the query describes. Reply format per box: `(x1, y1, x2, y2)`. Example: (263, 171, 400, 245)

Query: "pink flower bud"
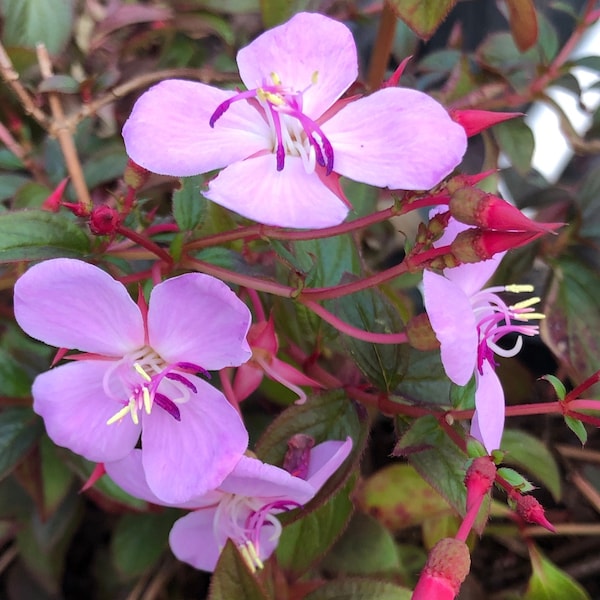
(450, 109, 522, 137)
(89, 205, 121, 235)
(515, 495, 556, 532)
(41, 178, 69, 212)
(449, 186, 563, 233)
(451, 229, 544, 263)
(412, 538, 471, 600)
(464, 456, 496, 511)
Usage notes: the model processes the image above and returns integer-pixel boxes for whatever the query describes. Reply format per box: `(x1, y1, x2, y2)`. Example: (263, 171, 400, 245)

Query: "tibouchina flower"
(423, 218, 543, 451)
(14, 258, 252, 503)
(106, 437, 353, 572)
(122, 12, 467, 229)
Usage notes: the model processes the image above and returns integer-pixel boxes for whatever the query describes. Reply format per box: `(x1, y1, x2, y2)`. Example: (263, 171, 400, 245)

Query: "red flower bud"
(89, 205, 121, 235)
(451, 229, 544, 263)
(449, 187, 563, 233)
(450, 109, 523, 137)
(42, 178, 69, 212)
(515, 495, 556, 532)
(464, 456, 496, 511)
(412, 538, 471, 600)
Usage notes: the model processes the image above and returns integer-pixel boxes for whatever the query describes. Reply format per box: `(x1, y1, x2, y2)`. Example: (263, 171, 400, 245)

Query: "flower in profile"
(122, 12, 467, 229)
(106, 437, 353, 572)
(232, 315, 323, 404)
(14, 258, 252, 503)
(423, 217, 543, 451)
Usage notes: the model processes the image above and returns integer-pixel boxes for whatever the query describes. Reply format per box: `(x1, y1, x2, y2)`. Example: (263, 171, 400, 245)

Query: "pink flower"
(122, 12, 467, 229)
(14, 258, 252, 503)
(232, 315, 323, 404)
(106, 437, 353, 572)
(423, 217, 543, 451)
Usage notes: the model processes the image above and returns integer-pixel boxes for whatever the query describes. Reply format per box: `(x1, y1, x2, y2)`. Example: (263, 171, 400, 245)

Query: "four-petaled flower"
(106, 438, 353, 572)
(423, 217, 543, 452)
(122, 12, 467, 229)
(14, 258, 252, 503)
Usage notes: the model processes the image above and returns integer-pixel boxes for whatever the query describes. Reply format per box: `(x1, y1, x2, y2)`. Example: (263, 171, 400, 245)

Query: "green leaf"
(40, 437, 73, 517)
(172, 175, 205, 231)
(305, 578, 412, 600)
(394, 416, 470, 522)
(543, 257, 600, 390)
(0, 346, 33, 397)
(356, 464, 451, 532)
(565, 415, 587, 445)
(505, 0, 538, 52)
(0, 210, 90, 262)
(501, 429, 561, 501)
(260, 0, 311, 28)
(0, 408, 44, 481)
(38, 74, 79, 94)
(1, 0, 74, 54)
(320, 512, 401, 576)
(497, 467, 535, 493)
(326, 287, 408, 392)
(525, 544, 591, 599)
(13, 182, 54, 209)
(540, 374, 566, 400)
(388, 0, 458, 40)
(276, 477, 354, 579)
(208, 539, 270, 600)
(0, 174, 30, 201)
(111, 509, 180, 577)
(573, 56, 600, 71)
(81, 145, 128, 191)
(494, 119, 535, 175)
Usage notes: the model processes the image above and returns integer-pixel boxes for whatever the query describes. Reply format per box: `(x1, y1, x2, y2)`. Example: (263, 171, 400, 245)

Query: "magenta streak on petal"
(166, 372, 198, 393)
(154, 393, 181, 421)
(176, 362, 211, 379)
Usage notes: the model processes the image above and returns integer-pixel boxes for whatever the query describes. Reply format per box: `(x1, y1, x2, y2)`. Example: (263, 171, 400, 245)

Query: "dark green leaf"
(326, 287, 408, 392)
(494, 119, 534, 175)
(573, 56, 600, 71)
(111, 509, 179, 577)
(38, 74, 80, 94)
(81, 145, 128, 191)
(388, 0, 458, 40)
(320, 512, 401, 576)
(418, 49, 462, 73)
(0, 174, 30, 201)
(40, 437, 74, 517)
(501, 429, 561, 500)
(0, 347, 33, 397)
(0, 210, 90, 262)
(173, 175, 205, 231)
(525, 544, 591, 599)
(208, 539, 270, 600)
(0, 408, 44, 481)
(305, 578, 412, 600)
(276, 477, 354, 579)
(12, 182, 54, 209)
(260, 0, 311, 28)
(1, 0, 74, 54)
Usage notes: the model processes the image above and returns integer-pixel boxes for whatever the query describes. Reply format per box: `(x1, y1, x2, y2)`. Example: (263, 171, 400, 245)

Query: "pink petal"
(148, 273, 252, 369)
(322, 88, 467, 190)
(122, 79, 270, 177)
(471, 362, 505, 452)
(423, 270, 478, 386)
(305, 437, 353, 491)
(14, 258, 144, 356)
(444, 253, 505, 296)
(169, 508, 222, 572)
(105, 450, 223, 508)
(141, 376, 248, 504)
(232, 364, 264, 402)
(219, 455, 314, 503)
(236, 12, 357, 119)
(33, 361, 141, 462)
(204, 155, 349, 228)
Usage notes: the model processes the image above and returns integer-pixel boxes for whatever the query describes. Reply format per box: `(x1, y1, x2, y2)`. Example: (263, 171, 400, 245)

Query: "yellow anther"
(505, 284, 534, 294)
(142, 387, 152, 414)
(246, 541, 264, 570)
(516, 312, 546, 321)
(238, 543, 256, 573)
(270, 72, 282, 85)
(134, 363, 152, 382)
(311, 70, 319, 85)
(107, 404, 132, 425)
(512, 296, 541, 310)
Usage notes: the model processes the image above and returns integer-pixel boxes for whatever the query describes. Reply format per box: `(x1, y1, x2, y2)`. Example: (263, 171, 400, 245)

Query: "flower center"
(103, 346, 206, 425)
(213, 493, 301, 572)
(471, 284, 544, 373)
(210, 72, 334, 175)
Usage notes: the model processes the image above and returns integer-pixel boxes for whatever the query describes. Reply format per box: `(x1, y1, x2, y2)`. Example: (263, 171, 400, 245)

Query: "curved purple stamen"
(166, 372, 197, 393)
(154, 393, 181, 421)
(209, 89, 261, 128)
(245, 499, 302, 543)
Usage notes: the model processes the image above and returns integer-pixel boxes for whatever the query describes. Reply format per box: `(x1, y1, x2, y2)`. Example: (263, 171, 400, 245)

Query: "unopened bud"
(42, 178, 69, 212)
(464, 456, 496, 510)
(446, 171, 497, 194)
(450, 109, 522, 137)
(451, 229, 544, 263)
(450, 187, 563, 233)
(123, 159, 150, 190)
(89, 205, 120, 235)
(412, 538, 471, 600)
(406, 313, 440, 351)
(515, 495, 556, 532)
